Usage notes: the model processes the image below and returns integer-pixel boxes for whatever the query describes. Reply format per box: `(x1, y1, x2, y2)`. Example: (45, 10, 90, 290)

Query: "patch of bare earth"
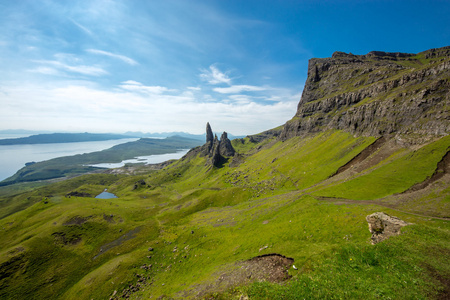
(104, 160, 175, 175)
(333, 136, 387, 176)
(403, 149, 450, 193)
(309, 137, 404, 191)
(179, 253, 294, 299)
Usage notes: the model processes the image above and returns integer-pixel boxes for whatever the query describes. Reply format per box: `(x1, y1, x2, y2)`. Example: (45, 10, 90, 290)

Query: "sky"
(0, 0, 449, 135)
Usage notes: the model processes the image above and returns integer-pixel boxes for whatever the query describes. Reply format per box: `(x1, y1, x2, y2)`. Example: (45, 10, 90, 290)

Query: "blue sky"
(0, 0, 448, 135)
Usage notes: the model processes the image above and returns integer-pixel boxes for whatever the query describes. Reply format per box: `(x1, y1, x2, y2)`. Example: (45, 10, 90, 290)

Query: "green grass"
(0, 129, 449, 299)
(242, 221, 450, 299)
(312, 135, 450, 200)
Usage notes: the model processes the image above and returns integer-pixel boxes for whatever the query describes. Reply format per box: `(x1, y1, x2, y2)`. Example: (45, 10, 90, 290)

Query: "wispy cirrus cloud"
(200, 65, 232, 85)
(87, 49, 138, 65)
(28, 66, 60, 76)
(70, 19, 94, 36)
(30, 60, 108, 76)
(213, 85, 266, 94)
(119, 80, 174, 94)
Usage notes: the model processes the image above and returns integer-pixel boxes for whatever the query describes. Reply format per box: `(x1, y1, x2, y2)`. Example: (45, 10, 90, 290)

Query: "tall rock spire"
(206, 122, 214, 144)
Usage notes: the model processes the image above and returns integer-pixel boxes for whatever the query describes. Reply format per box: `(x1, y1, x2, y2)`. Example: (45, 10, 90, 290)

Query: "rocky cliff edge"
(281, 46, 450, 143)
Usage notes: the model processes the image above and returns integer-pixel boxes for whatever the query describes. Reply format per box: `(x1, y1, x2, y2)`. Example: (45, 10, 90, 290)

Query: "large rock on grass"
(366, 212, 409, 244)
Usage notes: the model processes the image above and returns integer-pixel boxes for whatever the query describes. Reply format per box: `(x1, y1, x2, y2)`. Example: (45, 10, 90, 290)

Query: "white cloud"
(31, 60, 108, 76)
(119, 80, 174, 94)
(121, 80, 142, 85)
(70, 19, 94, 36)
(0, 82, 298, 135)
(64, 64, 108, 76)
(28, 66, 59, 75)
(227, 94, 253, 104)
(87, 49, 138, 65)
(187, 86, 201, 91)
(200, 65, 232, 85)
(213, 85, 266, 94)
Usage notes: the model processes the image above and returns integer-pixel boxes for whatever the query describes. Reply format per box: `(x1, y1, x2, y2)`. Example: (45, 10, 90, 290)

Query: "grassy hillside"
(0, 129, 449, 299)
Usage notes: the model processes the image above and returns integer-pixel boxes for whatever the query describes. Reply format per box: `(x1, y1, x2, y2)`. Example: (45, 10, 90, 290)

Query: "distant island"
(0, 133, 137, 145)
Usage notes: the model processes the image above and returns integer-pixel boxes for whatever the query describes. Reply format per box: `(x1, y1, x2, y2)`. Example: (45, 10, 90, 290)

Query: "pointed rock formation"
(206, 122, 214, 144)
(219, 132, 235, 157)
(201, 123, 236, 167)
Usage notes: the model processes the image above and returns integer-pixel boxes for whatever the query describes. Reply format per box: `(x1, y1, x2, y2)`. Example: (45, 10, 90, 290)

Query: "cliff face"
(281, 46, 450, 142)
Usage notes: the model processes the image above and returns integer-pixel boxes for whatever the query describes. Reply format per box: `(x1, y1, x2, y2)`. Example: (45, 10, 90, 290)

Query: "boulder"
(366, 212, 409, 244)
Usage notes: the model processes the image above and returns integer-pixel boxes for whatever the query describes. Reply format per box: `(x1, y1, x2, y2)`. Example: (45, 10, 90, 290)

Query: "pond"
(95, 190, 118, 199)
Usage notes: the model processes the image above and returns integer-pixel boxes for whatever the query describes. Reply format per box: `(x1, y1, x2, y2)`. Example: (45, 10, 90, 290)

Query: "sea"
(0, 134, 188, 182)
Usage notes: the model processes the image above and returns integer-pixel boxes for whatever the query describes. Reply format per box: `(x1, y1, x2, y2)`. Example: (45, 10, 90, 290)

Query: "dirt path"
(313, 195, 450, 221)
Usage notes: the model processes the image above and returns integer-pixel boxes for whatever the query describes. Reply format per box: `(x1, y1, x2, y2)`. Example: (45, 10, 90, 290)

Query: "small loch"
(95, 189, 118, 199)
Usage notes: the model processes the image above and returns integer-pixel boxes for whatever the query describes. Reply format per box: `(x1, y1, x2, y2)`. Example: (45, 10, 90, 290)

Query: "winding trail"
(312, 195, 450, 221)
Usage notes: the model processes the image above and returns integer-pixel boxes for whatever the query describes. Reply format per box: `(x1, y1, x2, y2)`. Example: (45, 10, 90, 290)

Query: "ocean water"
(88, 149, 190, 169)
(0, 138, 138, 182)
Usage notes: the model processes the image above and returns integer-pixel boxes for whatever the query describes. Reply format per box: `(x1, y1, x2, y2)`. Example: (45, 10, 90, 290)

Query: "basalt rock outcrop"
(281, 46, 450, 142)
(201, 123, 236, 167)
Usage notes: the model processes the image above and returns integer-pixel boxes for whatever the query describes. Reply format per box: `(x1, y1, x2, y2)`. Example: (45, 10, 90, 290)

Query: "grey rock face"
(366, 212, 409, 244)
(281, 46, 450, 142)
(206, 122, 214, 144)
(202, 123, 236, 167)
(219, 132, 235, 157)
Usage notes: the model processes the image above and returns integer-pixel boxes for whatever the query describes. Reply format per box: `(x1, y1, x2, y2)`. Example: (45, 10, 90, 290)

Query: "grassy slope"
(311, 135, 450, 200)
(0, 130, 449, 299)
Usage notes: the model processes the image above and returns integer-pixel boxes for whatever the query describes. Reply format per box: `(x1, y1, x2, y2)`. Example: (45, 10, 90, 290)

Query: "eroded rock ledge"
(281, 46, 450, 143)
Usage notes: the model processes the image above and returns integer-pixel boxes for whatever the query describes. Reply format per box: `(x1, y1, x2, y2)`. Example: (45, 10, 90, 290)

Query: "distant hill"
(0, 133, 137, 145)
(123, 131, 244, 140)
(0, 131, 244, 144)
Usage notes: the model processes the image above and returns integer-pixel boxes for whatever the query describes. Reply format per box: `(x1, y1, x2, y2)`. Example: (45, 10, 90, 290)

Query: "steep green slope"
(312, 135, 450, 200)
